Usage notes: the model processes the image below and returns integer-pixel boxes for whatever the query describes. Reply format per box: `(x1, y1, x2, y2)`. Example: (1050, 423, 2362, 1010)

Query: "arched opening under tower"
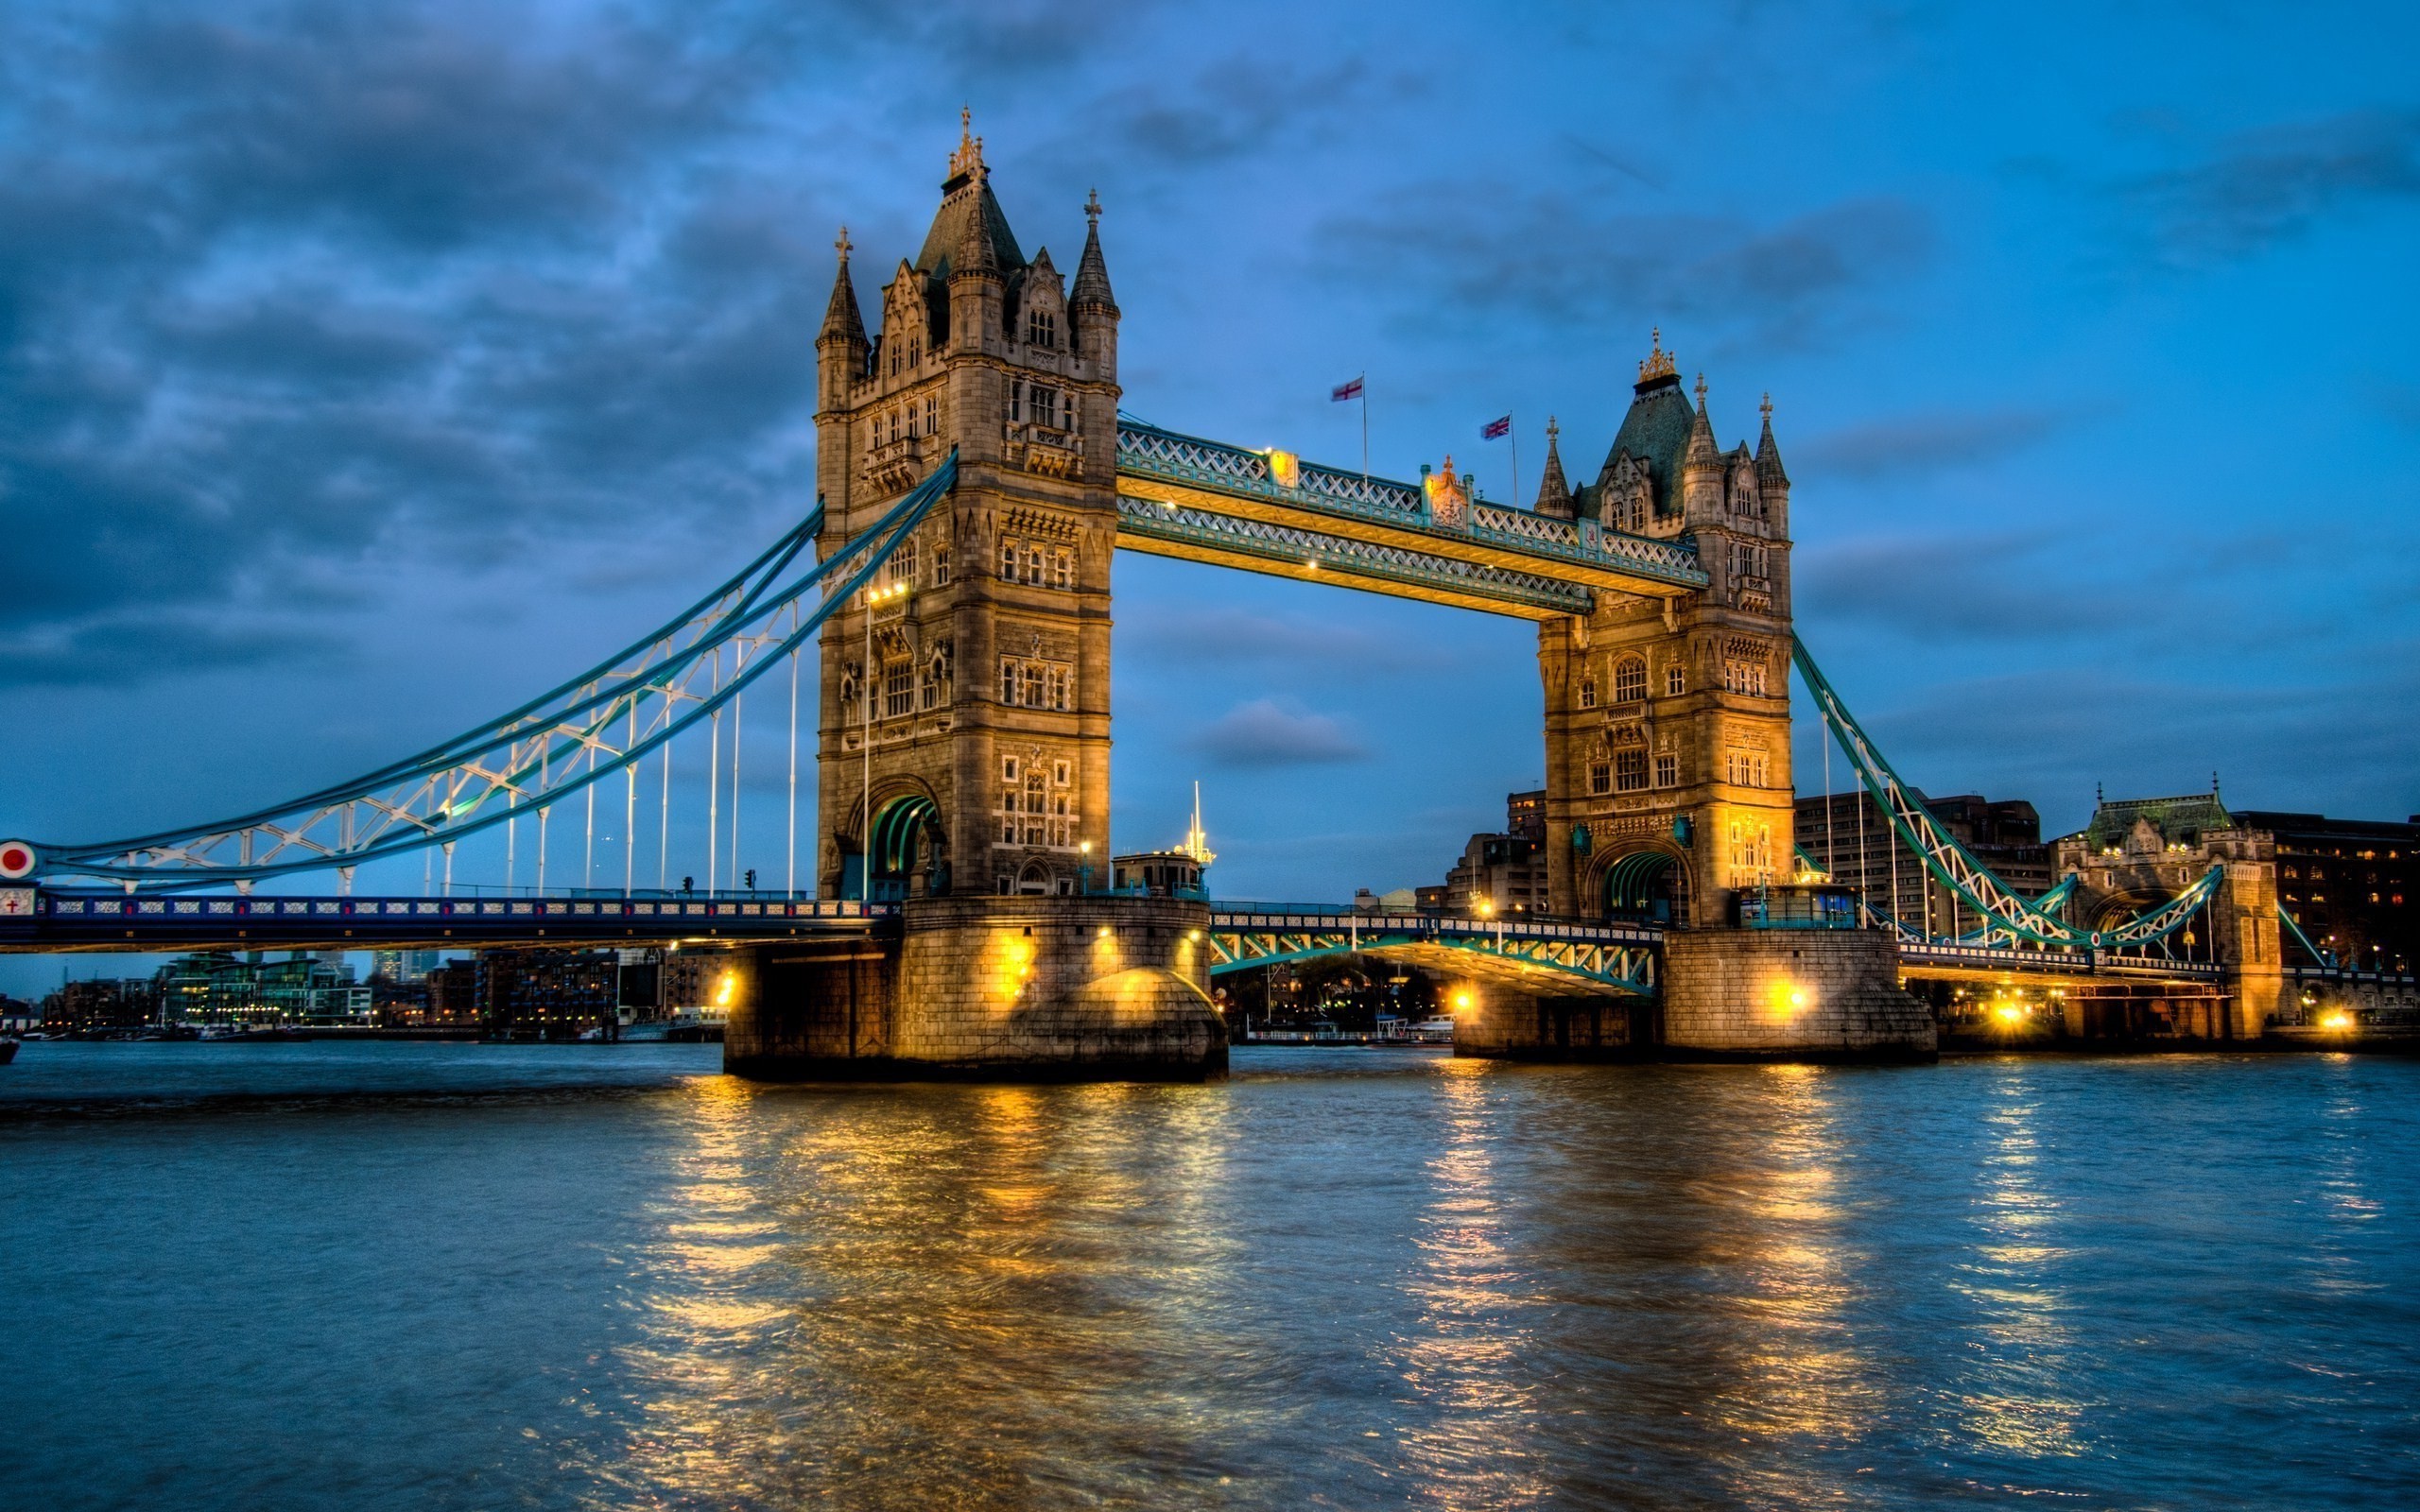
(1602, 850, 1688, 925)
(868, 794, 941, 902)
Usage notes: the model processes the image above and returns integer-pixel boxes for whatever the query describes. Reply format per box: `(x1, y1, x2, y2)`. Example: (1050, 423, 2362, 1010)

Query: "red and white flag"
(1331, 376, 1364, 402)
(1480, 414, 1512, 439)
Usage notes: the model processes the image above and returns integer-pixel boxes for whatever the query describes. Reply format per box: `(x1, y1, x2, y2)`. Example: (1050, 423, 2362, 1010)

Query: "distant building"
(2241, 811, 2418, 973)
(1794, 789, 2052, 933)
(43, 978, 157, 1029)
(1505, 789, 1546, 844)
(475, 949, 622, 1040)
(2050, 796, 2417, 973)
(372, 949, 441, 985)
(151, 952, 368, 1025)
(426, 959, 482, 1027)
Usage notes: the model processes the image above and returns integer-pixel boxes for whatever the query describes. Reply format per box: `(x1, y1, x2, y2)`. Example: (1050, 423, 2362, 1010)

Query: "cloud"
(1795, 406, 2073, 480)
(2114, 108, 2420, 266)
(1316, 189, 1932, 351)
(1190, 698, 1369, 767)
(0, 614, 341, 688)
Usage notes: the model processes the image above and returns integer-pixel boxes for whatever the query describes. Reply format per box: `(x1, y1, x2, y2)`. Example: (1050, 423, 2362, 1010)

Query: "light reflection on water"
(6, 1043, 2420, 1509)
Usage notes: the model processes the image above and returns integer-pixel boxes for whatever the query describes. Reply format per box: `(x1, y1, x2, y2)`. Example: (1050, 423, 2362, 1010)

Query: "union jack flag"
(1331, 376, 1364, 402)
(1480, 414, 1512, 439)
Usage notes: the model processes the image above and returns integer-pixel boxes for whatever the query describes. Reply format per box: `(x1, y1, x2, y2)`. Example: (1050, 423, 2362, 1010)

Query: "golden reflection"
(1948, 1069, 2086, 1457)
(1701, 1064, 1877, 1456)
(1389, 1057, 1553, 1504)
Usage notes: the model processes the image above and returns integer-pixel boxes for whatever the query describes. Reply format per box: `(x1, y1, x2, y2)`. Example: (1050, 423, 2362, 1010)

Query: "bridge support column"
(2216, 858, 2286, 1038)
(1659, 929, 1935, 1062)
(1453, 986, 1647, 1061)
(727, 896, 1226, 1081)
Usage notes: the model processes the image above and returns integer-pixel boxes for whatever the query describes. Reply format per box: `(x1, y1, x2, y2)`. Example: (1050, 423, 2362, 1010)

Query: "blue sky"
(3, 1, 2417, 989)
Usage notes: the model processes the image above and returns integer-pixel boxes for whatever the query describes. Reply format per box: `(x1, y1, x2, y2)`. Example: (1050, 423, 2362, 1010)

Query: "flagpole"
(1511, 413, 1521, 508)
(1360, 375, 1369, 481)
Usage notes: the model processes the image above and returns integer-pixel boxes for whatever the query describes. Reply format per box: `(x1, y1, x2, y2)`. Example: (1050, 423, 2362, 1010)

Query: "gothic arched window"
(1613, 658, 1647, 703)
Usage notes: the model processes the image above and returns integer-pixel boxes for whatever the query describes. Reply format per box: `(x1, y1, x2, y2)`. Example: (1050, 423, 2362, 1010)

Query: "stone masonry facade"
(1534, 337, 1799, 929)
(814, 118, 1121, 902)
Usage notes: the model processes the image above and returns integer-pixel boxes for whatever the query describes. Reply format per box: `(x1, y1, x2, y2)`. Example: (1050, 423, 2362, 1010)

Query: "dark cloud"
(1063, 57, 1379, 170)
(0, 614, 340, 689)
(1190, 698, 1369, 767)
(2116, 108, 2420, 266)
(1795, 405, 2074, 480)
(0, 0, 845, 681)
(1317, 190, 1932, 351)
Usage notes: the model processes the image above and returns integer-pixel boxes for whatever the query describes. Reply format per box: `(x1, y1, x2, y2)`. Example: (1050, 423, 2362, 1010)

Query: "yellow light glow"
(2319, 1008, 2355, 1032)
(1994, 1003, 2027, 1024)
(714, 971, 736, 1007)
(1452, 991, 1473, 1014)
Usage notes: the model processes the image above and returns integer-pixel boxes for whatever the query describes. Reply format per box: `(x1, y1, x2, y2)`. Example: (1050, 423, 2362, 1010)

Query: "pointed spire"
(1638, 327, 1676, 383)
(819, 225, 866, 348)
(1754, 390, 1789, 485)
(1685, 373, 1720, 468)
(1072, 187, 1116, 311)
(952, 192, 998, 281)
(948, 105, 985, 183)
(1533, 415, 1572, 517)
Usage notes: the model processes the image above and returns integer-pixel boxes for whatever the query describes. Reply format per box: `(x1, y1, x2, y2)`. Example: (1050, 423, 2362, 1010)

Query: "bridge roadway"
(1, 891, 2229, 992)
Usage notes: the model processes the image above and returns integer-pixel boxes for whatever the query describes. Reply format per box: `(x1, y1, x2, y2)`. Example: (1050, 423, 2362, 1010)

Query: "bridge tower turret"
(1541, 342, 1797, 929)
(811, 117, 1121, 903)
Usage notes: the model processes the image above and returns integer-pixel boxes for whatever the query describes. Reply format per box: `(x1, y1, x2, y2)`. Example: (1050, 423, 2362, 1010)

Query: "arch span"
(868, 794, 940, 902)
(1600, 849, 1688, 925)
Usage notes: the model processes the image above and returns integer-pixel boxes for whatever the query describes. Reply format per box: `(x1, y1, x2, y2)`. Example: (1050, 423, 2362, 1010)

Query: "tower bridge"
(0, 124, 2300, 1074)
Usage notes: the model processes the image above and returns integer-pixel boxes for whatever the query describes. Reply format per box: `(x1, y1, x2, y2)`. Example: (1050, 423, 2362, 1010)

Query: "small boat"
(0, 1038, 20, 1065)
(1407, 1015, 1457, 1046)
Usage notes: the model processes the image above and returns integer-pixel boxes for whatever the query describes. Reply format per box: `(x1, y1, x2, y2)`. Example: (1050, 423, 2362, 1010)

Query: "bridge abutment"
(727, 895, 1227, 1081)
(1657, 928, 1936, 1062)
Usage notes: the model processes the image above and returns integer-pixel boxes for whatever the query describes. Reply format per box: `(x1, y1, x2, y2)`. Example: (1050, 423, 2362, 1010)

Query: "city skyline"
(2, 2, 2415, 966)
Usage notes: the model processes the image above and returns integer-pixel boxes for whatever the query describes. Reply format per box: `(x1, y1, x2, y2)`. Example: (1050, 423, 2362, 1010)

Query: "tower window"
(1026, 309, 1058, 349)
(1654, 754, 1678, 787)
(1029, 385, 1061, 429)
(924, 395, 938, 433)
(1613, 658, 1647, 703)
(1579, 679, 1597, 710)
(1589, 762, 1611, 796)
(1616, 750, 1647, 791)
(1666, 664, 1685, 696)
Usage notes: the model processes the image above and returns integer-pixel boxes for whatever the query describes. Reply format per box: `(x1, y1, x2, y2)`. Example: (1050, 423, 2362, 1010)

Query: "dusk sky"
(4, 1, 2417, 989)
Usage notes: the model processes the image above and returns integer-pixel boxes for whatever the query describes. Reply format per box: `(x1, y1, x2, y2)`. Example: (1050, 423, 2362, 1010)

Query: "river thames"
(4, 1042, 2416, 1509)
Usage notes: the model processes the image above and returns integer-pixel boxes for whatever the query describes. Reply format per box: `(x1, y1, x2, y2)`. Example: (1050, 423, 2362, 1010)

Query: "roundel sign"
(0, 840, 37, 880)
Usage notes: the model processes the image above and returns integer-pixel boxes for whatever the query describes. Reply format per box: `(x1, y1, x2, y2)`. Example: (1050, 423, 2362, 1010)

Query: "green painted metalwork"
(1114, 421, 1710, 590)
(1113, 495, 1593, 615)
(39, 454, 960, 888)
(1794, 633, 2220, 951)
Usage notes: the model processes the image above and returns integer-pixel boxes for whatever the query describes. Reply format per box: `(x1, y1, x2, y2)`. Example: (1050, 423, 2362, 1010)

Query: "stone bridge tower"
(1537, 336, 1799, 929)
(813, 120, 1120, 902)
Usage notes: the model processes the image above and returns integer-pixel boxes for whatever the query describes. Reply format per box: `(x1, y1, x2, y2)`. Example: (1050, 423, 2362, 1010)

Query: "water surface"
(5, 1042, 2415, 1509)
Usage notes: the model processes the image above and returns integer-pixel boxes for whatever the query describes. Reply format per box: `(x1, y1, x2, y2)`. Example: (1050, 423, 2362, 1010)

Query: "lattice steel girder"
(1114, 422, 1707, 598)
(1794, 633, 2223, 951)
(1114, 497, 1592, 619)
(1206, 919, 1657, 998)
(36, 455, 959, 888)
